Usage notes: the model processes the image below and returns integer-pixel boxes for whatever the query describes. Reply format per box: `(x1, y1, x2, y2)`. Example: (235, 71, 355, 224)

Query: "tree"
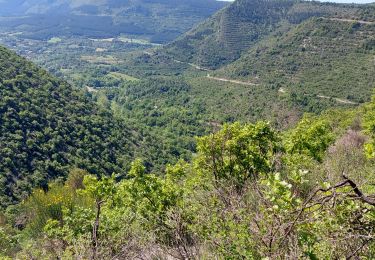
(196, 121, 280, 193)
(285, 115, 334, 161)
(81, 175, 116, 260)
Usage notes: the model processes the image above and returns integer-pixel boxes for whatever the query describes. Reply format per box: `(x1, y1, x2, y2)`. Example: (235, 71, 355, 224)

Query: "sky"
(220, 0, 374, 3)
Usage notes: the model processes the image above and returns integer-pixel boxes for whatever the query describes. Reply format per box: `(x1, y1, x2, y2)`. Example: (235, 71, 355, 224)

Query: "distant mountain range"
(0, 0, 227, 42)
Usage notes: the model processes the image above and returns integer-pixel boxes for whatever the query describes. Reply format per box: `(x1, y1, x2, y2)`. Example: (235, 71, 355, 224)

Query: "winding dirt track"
(172, 57, 359, 105)
(317, 95, 358, 105)
(324, 18, 375, 25)
(206, 75, 259, 86)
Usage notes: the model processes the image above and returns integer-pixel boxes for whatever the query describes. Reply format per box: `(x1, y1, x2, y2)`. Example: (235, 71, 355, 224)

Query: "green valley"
(1, 0, 375, 258)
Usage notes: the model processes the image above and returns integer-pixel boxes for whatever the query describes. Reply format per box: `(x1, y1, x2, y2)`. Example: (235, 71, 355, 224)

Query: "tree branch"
(342, 174, 375, 206)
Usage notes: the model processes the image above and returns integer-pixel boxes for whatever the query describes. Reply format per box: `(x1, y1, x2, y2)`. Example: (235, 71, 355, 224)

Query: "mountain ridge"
(161, 0, 375, 68)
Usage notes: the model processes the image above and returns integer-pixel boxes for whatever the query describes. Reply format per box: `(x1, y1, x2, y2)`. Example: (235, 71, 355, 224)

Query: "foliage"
(114, 78, 208, 165)
(1, 111, 375, 258)
(363, 94, 375, 158)
(196, 121, 280, 191)
(285, 115, 335, 161)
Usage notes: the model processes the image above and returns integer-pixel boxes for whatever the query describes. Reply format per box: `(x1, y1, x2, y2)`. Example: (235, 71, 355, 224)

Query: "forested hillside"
(150, 0, 375, 117)
(0, 46, 155, 208)
(162, 0, 375, 68)
(220, 17, 375, 105)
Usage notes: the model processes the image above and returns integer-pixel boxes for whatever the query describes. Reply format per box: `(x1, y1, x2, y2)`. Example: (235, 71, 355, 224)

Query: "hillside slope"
(151, 0, 375, 115)
(162, 0, 375, 69)
(220, 17, 375, 106)
(0, 46, 146, 208)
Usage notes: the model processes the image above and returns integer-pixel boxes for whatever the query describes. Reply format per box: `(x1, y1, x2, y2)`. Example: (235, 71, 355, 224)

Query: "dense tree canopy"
(0, 46, 148, 208)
